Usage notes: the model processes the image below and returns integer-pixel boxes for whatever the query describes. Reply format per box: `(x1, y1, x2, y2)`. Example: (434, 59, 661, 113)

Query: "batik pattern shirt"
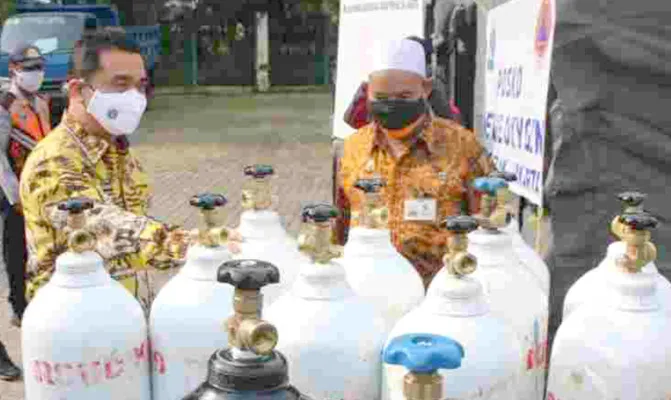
(337, 116, 493, 280)
(20, 113, 187, 299)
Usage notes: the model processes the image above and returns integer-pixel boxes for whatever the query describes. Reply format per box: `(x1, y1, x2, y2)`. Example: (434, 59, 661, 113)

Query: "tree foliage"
(0, 0, 16, 25)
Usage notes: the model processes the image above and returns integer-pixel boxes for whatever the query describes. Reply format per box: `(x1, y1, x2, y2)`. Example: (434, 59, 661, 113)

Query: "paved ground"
(0, 91, 334, 399)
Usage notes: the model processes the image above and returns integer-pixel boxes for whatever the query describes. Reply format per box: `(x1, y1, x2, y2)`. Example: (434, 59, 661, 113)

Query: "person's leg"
(0, 339, 21, 381)
(4, 205, 27, 326)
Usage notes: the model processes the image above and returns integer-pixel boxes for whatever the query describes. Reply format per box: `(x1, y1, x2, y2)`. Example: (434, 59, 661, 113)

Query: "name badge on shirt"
(403, 198, 437, 221)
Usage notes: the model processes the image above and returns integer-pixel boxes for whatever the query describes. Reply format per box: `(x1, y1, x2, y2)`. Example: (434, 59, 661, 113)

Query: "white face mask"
(15, 70, 45, 93)
(86, 88, 147, 136)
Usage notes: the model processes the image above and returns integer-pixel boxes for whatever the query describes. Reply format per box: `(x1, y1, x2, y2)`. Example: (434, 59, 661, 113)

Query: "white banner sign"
(483, 0, 556, 207)
(332, 0, 425, 140)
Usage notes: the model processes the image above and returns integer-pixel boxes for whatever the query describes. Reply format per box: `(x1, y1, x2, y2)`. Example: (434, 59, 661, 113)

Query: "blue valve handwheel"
(383, 333, 465, 374)
(473, 177, 507, 196)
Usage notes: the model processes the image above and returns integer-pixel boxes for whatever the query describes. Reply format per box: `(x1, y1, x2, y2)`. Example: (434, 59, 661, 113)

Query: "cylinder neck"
(428, 230, 488, 316)
(51, 251, 110, 287)
(238, 209, 286, 240)
(292, 259, 354, 300)
(404, 372, 442, 400)
(466, 229, 513, 267)
(180, 245, 232, 281)
(343, 228, 395, 257)
(425, 274, 489, 316)
(606, 267, 659, 312)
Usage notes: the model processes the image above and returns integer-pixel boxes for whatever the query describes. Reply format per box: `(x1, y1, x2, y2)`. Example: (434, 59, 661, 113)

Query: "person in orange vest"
(0, 44, 50, 331)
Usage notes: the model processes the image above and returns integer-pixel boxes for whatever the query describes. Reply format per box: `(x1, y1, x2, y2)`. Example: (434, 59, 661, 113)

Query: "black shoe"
(0, 341, 21, 381)
(7, 303, 25, 328)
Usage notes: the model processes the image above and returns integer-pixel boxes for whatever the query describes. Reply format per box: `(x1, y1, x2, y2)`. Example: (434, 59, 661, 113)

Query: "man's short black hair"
(74, 27, 143, 80)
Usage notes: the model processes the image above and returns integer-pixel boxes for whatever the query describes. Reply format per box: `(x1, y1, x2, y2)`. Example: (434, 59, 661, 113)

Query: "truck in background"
(0, 0, 161, 127)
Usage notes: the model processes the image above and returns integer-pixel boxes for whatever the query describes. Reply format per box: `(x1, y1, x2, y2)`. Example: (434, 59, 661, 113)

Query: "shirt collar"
(369, 115, 436, 159)
(61, 112, 123, 164)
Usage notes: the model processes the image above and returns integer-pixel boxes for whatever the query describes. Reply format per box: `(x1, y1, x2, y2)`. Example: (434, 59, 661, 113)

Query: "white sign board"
(332, 0, 425, 140)
(483, 0, 556, 207)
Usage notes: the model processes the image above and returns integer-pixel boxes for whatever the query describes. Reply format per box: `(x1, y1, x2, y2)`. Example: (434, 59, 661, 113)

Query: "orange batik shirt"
(336, 116, 493, 281)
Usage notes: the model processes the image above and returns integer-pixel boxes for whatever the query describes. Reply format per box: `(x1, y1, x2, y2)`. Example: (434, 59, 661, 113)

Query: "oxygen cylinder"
(384, 333, 464, 400)
(264, 203, 387, 400)
(383, 216, 522, 400)
(234, 164, 308, 308)
(21, 198, 151, 400)
(492, 171, 550, 294)
(428, 177, 549, 400)
(563, 191, 671, 318)
(547, 212, 671, 400)
(182, 259, 313, 400)
(341, 177, 424, 329)
(149, 193, 236, 400)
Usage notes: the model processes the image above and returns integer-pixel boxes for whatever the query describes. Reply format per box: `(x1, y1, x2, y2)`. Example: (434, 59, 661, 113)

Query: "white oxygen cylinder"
(341, 178, 424, 330)
(383, 216, 522, 400)
(493, 171, 550, 294)
(264, 203, 387, 400)
(428, 177, 549, 400)
(547, 212, 671, 400)
(149, 193, 235, 400)
(563, 191, 671, 319)
(233, 164, 308, 308)
(21, 198, 151, 400)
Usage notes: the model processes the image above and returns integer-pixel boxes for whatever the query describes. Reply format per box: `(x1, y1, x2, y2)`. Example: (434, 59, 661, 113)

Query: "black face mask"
(370, 98, 426, 130)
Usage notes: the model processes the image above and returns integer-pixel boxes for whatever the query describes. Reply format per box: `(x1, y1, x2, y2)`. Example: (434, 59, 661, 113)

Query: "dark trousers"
(2, 200, 27, 317)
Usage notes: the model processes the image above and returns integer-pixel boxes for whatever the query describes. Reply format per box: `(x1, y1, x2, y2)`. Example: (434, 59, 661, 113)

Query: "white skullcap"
(370, 38, 426, 78)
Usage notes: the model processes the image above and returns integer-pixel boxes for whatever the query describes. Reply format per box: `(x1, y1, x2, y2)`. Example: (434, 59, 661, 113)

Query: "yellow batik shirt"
(338, 116, 493, 279)
(20, 113, 184, 300)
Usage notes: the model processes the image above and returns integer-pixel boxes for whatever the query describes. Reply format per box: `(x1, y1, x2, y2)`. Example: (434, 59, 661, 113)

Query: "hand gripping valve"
(472, 176, 509, 230)
(384, 333, 465, 400)
(241, 164, 275, 211)
(353, 177, 388, 229)
(615, 211, 659, 273)
(443, 215, 479, 277)
(189, 193, 231, 248)
(297, 203, 342, 263)
(58, 197, 96, 253)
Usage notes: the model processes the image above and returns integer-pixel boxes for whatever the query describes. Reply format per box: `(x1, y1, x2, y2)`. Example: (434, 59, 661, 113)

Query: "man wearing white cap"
(336, 38, 493, 287)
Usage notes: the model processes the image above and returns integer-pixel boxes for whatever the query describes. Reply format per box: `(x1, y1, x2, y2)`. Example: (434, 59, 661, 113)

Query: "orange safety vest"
(4, 93, 51, 177)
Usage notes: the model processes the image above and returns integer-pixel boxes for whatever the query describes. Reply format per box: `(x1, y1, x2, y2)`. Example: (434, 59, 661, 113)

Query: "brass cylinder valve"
(57, 197, 96, 254)
(189, 193, 231, 248)
(489, 171, 517, 220)
(472, 177, 509, 230)
(442, 215, 479, 277)
(353, 177, 388, 229)
(383, 333, 465, 400)
(610, 191, 647, 240)
(218, 259, 281, 355)
(615, 212, 658, 273)
(241, 164, 275, 211)
(297, 203, 342, 264)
